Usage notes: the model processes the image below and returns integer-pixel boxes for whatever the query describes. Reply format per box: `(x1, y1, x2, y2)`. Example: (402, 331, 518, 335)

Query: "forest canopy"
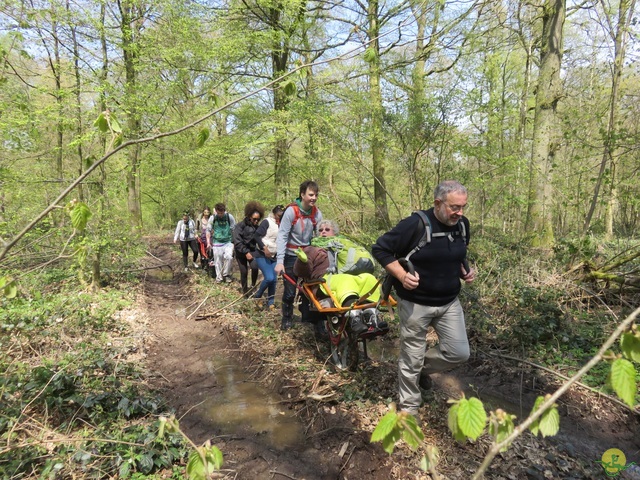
(0, 0, 638, 243)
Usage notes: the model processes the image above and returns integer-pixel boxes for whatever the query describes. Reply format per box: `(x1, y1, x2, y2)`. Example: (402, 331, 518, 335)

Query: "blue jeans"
(254, 256, 277, 306)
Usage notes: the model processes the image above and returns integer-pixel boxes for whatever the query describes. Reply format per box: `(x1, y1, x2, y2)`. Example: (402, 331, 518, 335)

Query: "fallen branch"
(195, 292, 247, 321)
(479, 349, 637, 414)
(471, 306, 640, 480)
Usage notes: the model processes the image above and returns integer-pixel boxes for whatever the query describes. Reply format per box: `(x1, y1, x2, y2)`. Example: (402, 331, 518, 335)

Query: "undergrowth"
(468, 231, 638, 394)
(0, 270, 186, 479)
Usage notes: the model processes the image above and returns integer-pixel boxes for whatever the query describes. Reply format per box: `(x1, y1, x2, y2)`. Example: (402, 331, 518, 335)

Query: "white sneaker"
(193, 262, 199, 269)
(184, 267, 189, 273)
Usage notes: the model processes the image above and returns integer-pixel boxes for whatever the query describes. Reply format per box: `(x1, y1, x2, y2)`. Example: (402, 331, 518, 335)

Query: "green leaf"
(202, 445, 223, 471)
(196, 128, 210, 148)
(457, 397, 487, 440)
(401, 414, 424, 450)
(419, 446, 440, 472)
(529, 396, 560, 437)
(137, 453, 154, 474)
(110, 116, 122, 133)
(381, 427, 401, 454)
(186, 451, 205, 480)
(69, 202, 92, 231)
(610, 358, 637, 407)
(363, 47, 376, 63)
(283, 80, 297, 96)
(488, 409, 516, 451)
(93, 113, 108, 132)
(1, 277, 17, 299)
(529, 396, 545, 436)
(118, 461, 131, 478)
(621, 332, 640, 363)
(113, 133, 123, 148)
(447, 403, 466, 443)
(537, 404, 560, 437)
(186, 446, 223, 480)
(370, 411, 398, 443)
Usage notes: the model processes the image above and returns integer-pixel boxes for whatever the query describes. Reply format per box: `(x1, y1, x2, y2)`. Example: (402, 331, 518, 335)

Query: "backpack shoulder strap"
(405, 210, 431, 263)
(288, 203, 301, 226)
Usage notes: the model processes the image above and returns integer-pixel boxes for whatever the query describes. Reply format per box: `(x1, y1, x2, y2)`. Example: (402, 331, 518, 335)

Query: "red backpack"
(287, 203, 318, 230)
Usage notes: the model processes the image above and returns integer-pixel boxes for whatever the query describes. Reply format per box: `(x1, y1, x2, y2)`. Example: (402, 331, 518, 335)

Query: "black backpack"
(380, 210, 468, 301)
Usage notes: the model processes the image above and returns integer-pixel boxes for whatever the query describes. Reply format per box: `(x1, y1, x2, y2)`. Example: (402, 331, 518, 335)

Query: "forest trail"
(136, 236, 639, 479)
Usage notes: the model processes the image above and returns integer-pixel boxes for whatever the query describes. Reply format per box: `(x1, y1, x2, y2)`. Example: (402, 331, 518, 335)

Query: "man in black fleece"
(372, 180, 476, 417)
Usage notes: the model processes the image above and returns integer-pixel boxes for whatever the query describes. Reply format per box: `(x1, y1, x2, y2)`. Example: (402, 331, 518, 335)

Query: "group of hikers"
(174, 179, 476, 420)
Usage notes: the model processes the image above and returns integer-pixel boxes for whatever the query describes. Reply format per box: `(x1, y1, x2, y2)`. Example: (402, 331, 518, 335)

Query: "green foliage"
(488, 409, 516, 452)
(0, 276, 17, 298)
(370, 405, 424, 454)
(0, 279, 188, 478)
(448, 396, 487, 442)
(620, 329, 640, 363)
(186, 445, 224, 480)
(553, 235, 598, 264)
(68, 200, 92, 231)
(528, 395, 560, 438)
(609, 358, 637, 407)
(196, 128, 210, 147)
(363, 47, 376, 63)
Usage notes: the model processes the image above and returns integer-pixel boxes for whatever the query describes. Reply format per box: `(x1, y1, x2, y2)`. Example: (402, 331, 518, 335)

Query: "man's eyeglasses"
(319, 228, 333, 233)
(442, 202, 468, 213)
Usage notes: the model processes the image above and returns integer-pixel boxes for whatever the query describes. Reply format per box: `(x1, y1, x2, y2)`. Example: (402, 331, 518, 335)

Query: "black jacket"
(233, 218, 258, 256)
(372, 208, 470, 306)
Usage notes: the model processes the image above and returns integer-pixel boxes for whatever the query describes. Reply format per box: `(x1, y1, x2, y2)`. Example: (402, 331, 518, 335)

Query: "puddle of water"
(364, 337, 399, 363)
(203, 354, 303, 450)
(147, 267, 174, 281)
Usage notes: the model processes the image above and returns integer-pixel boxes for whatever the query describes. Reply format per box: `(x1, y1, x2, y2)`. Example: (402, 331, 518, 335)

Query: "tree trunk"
(525, 0, 565, 247)
(583, 0, 636, 235)
(119, 0, 143, 230)
(368, 0, 390, 229)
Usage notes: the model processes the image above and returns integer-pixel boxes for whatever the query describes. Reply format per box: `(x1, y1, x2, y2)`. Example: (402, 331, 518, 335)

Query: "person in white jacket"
(174, 211, 199, 272)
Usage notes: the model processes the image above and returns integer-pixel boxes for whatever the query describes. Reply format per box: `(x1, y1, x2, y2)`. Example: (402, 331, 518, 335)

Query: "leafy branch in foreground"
(159, 415, 223, 480)
(370, 307, 640, 479)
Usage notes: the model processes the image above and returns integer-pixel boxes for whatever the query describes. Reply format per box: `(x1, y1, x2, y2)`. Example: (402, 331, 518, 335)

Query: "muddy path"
(137, 236, 639, 479)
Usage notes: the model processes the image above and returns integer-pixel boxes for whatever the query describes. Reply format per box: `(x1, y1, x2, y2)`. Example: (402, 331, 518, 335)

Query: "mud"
(136, 237, 639, 479)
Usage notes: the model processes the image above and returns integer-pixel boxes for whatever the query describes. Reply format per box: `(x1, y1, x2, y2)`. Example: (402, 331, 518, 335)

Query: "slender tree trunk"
(119, 0, 143, 230)
(367, 0, 390, 229)
(525, 0, 565, 247)
(584, 0, 636, 236)
(269, 5, 291, 199)
(69, 2, 84, 202)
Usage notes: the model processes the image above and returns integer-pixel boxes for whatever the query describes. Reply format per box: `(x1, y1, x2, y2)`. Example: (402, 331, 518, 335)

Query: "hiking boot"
(255, 298, 265, 309)
(281, 319, 293, 331)
(268, 304, 276, 311)
(224, 276, 233, 283)
(314, 321, 327, 340)
(349, 311, 368, 336)
(419, 370, 433, 390)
